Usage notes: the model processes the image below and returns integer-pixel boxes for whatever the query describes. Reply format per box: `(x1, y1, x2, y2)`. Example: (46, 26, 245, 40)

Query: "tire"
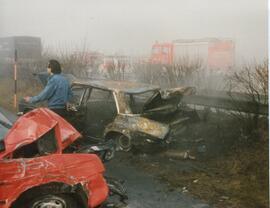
(28, 194, 79, 208)
(115, 135, 132, 152)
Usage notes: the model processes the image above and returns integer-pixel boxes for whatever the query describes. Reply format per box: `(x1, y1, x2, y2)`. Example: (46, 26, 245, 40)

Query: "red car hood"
(0, 108, 81, 159)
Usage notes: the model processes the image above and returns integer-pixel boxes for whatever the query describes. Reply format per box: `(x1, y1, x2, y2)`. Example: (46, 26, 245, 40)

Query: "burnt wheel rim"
(32, 196, 67, 208)
(117, 135, 131, 152)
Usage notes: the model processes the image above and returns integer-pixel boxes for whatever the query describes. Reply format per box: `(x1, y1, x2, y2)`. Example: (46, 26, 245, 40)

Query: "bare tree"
(134, 56, 204, 88)
(227, 60, 268, 137)
(103, 59, 126, 81)
(166, 56, 203, 87)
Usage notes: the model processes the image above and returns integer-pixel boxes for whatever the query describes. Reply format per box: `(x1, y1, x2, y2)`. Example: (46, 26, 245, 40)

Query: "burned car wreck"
(20, 73, 198, 151)
(70, 80, 197, 151)
(0, 108, 127, 208)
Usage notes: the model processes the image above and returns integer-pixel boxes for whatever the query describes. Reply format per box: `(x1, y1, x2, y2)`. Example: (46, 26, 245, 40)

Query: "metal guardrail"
(182, 90, 268, 115)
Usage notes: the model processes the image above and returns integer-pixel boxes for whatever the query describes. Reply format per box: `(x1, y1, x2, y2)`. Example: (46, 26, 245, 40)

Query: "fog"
(0, 0, 268, 63)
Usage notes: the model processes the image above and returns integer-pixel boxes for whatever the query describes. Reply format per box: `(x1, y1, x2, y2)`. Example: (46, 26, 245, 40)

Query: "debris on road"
(193, 179, 199, 183)
(164, 150, 196, 160)
(182, 186, 189, 193)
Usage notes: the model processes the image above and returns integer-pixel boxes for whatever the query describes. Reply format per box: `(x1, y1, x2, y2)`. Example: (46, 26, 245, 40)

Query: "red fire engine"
(150, 38, 235, 71)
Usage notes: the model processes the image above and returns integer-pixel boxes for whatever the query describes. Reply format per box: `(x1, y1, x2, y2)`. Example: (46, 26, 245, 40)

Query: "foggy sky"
(0, 0, 268, 63)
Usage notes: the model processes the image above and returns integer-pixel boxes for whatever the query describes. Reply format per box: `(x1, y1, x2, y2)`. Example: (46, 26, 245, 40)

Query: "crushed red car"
(0, 108, 126, 208)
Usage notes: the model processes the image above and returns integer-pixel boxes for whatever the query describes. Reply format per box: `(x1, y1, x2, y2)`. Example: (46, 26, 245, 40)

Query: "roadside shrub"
(227, 60, 268, 140)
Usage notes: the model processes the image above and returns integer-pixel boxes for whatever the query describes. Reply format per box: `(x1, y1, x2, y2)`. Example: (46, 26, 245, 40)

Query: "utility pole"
(13, 49, 17, 110)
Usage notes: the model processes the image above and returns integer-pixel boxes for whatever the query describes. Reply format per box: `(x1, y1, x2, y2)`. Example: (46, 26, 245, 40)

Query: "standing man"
(24, 59, 72, 118)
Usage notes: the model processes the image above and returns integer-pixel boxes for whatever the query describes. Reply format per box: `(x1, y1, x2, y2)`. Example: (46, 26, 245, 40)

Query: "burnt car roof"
(73, 79, 160, 94)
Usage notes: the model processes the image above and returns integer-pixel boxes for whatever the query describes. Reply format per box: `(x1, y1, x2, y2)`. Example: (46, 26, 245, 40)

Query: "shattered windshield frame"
(124, 90, 159, 114)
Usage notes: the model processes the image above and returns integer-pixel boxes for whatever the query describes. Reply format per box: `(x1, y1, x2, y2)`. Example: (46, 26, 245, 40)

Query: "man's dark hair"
(48, 59, 62, 74)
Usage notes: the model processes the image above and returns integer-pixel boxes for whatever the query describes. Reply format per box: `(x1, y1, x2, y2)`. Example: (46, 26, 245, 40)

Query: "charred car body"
(19, 73, 198, 151)
(70, 80, 197, 151)
(0, 108, 127, 208)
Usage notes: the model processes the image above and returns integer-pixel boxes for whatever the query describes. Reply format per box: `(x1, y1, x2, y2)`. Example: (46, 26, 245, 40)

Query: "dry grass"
(164, 139, 268, 208)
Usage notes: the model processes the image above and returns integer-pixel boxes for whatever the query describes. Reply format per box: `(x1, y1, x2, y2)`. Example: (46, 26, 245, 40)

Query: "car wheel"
(115, 135, 132, 152)
(29, 194, 78, 208)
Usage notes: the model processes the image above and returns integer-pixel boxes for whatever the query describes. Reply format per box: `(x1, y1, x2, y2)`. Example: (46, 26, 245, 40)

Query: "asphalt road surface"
(106, 155, 211, 208)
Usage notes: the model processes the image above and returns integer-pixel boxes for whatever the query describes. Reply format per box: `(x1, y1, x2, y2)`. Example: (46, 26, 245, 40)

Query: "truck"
(150, 38, 235, 71)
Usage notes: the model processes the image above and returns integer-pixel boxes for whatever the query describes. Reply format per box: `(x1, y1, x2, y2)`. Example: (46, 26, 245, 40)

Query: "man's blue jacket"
(30, 74, 73, 109)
